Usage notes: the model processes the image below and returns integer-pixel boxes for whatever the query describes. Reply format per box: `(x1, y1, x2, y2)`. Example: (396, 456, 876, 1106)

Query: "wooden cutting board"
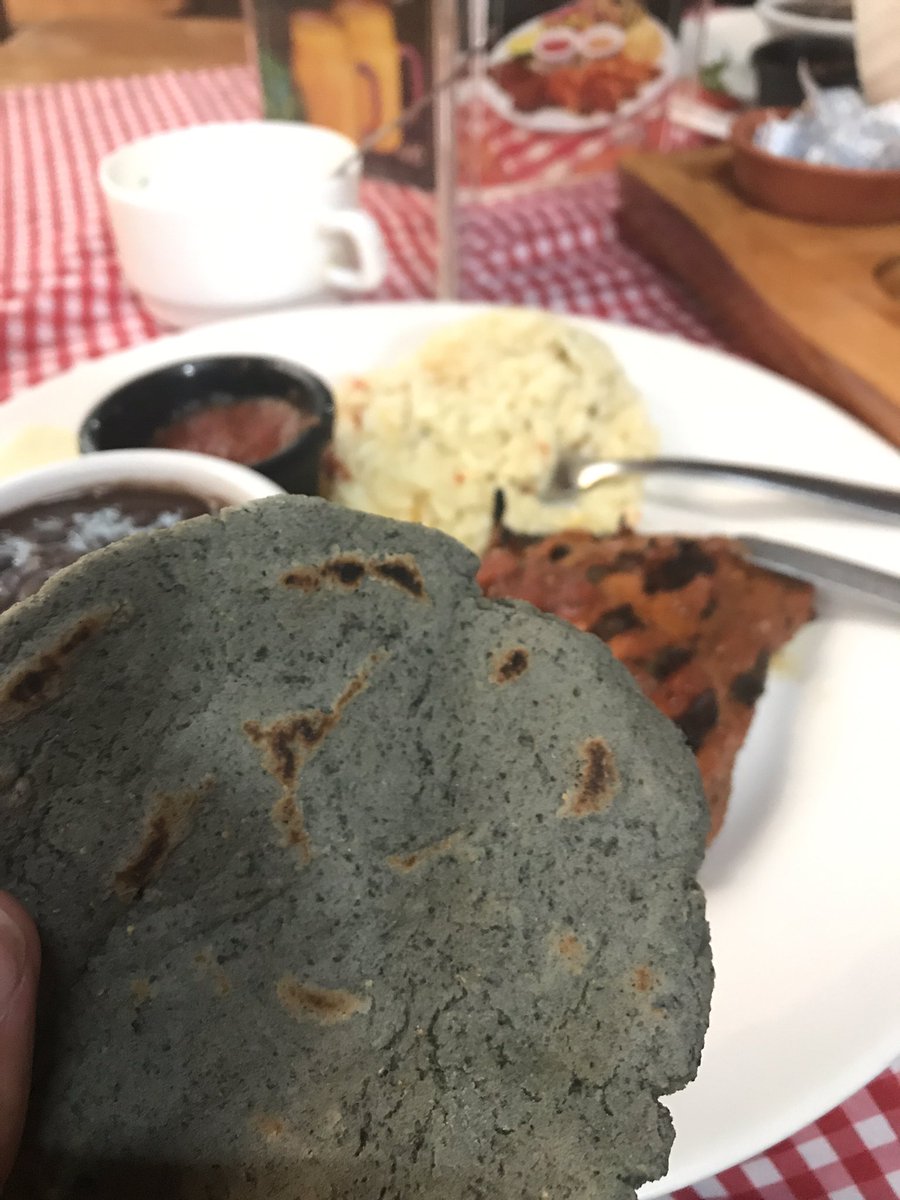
(618, 146, 900, 448)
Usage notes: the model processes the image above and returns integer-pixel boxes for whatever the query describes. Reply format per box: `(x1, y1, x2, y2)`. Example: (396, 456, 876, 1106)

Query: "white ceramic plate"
(1, 303, 899, 1196)
(482, 11, 678, 133)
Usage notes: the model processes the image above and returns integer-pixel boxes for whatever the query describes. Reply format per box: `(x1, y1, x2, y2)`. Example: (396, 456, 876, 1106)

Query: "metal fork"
(541, 457, 900, 518)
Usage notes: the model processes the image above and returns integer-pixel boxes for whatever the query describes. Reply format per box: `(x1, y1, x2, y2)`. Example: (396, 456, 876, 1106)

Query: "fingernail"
(0, 906, 27, 1021)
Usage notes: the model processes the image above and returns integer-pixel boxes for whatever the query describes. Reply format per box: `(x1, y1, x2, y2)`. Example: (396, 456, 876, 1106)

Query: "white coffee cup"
(98, 121, 388, 328)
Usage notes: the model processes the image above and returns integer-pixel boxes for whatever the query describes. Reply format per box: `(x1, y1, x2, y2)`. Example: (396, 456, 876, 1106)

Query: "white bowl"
(755, 0, 855, 41)
(0, 448, 281, 520)
(98, 122, 387, 329)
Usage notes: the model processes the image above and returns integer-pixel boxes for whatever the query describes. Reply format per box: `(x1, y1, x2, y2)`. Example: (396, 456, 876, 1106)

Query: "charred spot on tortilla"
(129, 979, 154, 1009)
(386, 831, 462, 873)
(0, 611, 113, 723)
(491, 645, 530, 684)
(371, 554, 427, 600)
(632, 966, 657, 994)
(242, 717, 312, 862)
(244, 653, 385, 862)
(276, 976, 371, 1025)
(275, 794, 311, 860)
(282, 556, 368, 592)
(281, 554, 428, 601)
(281, 566, 321, 592)
(245, 714, 321, 787)
(321, 555, 367, 588)
(252, 1115, 287, 1143)
(558, 736, 620, 818)
(112, 776, 214, 902)
(551, 931, 587, 975)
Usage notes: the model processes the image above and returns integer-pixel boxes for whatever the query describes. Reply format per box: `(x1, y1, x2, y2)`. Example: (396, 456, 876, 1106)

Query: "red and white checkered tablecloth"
(454, 87, 677, 191)
(0, 63, 717, 401)
(0, 63, 898, 1200)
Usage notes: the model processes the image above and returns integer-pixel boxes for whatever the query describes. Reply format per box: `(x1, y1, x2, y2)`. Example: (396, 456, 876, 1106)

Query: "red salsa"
(153, 397, 319, 465)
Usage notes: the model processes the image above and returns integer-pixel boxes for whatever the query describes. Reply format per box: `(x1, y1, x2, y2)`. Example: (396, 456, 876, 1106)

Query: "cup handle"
(320, 209, 387, 293)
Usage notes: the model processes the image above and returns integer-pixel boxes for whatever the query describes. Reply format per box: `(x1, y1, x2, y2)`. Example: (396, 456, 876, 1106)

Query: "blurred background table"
(0, 0, 243, 85)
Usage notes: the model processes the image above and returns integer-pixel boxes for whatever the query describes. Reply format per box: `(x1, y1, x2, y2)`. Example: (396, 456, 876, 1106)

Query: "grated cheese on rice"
(331, 309, 658, 552)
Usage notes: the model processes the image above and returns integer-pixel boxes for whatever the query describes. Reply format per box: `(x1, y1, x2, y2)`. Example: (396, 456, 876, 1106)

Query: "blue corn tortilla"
(0, 495, 712, 1199)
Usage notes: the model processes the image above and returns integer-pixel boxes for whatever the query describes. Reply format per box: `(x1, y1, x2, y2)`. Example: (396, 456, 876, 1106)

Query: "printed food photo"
(485, 0, 677, 130)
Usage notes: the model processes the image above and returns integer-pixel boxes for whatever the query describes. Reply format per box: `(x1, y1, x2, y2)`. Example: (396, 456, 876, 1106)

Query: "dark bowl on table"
(751, 36, 858, 107)
(79, 355, 335, 495)
(731, 107, 900, 226)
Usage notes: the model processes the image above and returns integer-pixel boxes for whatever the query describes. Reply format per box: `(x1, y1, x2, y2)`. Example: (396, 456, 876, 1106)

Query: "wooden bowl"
(731, 107, 900, 225)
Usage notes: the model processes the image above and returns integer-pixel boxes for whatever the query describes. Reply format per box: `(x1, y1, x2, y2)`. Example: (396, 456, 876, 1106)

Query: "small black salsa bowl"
(78, 355, 335, 495)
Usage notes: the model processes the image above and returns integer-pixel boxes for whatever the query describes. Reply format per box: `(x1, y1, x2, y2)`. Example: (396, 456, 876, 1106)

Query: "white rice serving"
(331, 309, 658, 552)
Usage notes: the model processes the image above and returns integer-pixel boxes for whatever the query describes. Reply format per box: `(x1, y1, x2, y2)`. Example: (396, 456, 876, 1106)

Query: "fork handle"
(620, 458, 900, 518)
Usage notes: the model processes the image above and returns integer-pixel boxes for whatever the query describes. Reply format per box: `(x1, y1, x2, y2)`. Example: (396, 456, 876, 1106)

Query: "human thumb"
(0, 893, 40, 1186)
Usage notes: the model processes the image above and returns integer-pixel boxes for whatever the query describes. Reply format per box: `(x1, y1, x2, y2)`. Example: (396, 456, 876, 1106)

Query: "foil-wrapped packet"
(755, 87, 900, 169)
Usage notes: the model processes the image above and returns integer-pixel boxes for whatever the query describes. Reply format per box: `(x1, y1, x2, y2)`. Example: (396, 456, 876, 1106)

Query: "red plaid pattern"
(0, 63, 715, 403)
(454, 90, 672, 189)
(457, 173, 719, 339)
(0, 63, 897, 1200)
(674, 1067, 900, 1200)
